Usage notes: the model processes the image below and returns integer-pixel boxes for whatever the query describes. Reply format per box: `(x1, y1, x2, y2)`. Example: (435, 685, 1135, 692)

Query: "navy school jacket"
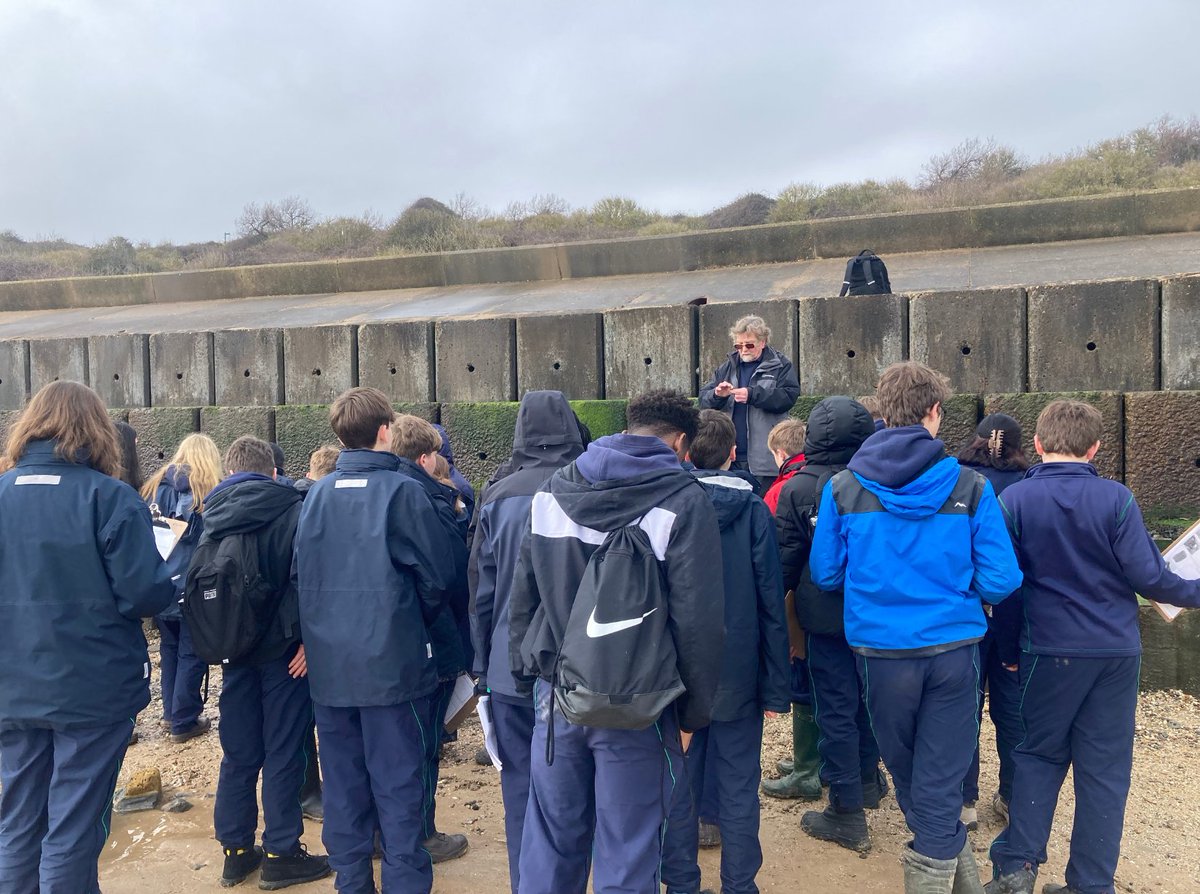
(294, 449, 452, 707)
(0, 440, 175, 729)
(999, 462, 1200, 658)
(691, 470, 792, 719)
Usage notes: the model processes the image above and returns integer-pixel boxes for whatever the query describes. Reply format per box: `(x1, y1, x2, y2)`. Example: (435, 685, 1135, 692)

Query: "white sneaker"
(961, 801, 978, 831)
(992, 791, 1009, 824)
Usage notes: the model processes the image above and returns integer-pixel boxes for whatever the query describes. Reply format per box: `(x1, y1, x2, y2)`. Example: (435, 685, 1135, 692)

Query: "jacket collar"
(17, 439, 76, 467)
(1024, 461, 1098, 480)
(335, 449, 400, 474)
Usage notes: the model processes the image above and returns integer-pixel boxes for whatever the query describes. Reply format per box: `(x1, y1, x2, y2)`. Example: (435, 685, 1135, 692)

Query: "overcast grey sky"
(2, 0, 1198, 244)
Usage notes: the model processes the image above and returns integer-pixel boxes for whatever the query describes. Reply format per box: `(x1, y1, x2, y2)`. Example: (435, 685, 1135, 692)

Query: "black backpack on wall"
(839, 250, 892, 296)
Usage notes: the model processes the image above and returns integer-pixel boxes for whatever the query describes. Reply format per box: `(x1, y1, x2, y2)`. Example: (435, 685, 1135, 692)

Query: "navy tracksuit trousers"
(315, 697, 433, 894)
(156, 617, 206, 735)
(518, 682, 682, 894)
(0, 718, 132, 894)
(661, 713, 764, 894)
(963, 630, 1022, 805)
(491, 696, 534, 894)
(420, 679, 455, 840)
(858, 643, 979, 860)
(807, 632, 880, 811)
(214, 657, 314, 855)
(990, 654, 1139, 894)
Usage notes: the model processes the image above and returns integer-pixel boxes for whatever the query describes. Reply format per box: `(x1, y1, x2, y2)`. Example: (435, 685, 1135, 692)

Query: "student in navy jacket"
(0, 382, 175, 894)
(468, 390, 586, 894)
(392, 415, 472, 865)
(987, 401, 1200, 894)
(809, 363, 1023, 894)
(294, 388, 452, 894)
(509, 389, 724, 894)
(956, 414, 1030, 831)
(661, 410, 791, 894)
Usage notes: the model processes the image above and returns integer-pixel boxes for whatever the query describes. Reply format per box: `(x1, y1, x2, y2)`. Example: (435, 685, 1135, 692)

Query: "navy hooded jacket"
(294, 449, 452, 707)
(509, 433, 725, 732)
(810, 425, 1023, 656)
(469, 391, 585, 702)
(998, 462, 1200, 657)
(0, 440, 175, 729)
(691, 470, 791, 720)
(152, 465, 205, 621)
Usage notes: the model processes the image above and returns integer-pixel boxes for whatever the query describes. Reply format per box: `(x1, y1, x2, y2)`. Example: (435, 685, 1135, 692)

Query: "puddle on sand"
(98, 800, 221, 892)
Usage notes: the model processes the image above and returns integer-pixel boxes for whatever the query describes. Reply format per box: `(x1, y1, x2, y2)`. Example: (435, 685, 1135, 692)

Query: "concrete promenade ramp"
(1, 230, 1199, 340)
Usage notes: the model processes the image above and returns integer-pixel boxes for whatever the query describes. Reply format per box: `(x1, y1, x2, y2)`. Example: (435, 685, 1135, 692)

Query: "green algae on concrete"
(200, 406, 274, 459)
(439, 401, 521, 488)
(126, 407, 202, 482)
(275, 405, 337, 479)
(984, 391, 1123, 481)
(570, 400, 627, 439)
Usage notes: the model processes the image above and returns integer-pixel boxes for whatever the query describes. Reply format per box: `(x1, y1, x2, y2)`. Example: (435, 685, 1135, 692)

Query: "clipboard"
(153, 517, 188, 559)
(1154, 517, 1200, 623)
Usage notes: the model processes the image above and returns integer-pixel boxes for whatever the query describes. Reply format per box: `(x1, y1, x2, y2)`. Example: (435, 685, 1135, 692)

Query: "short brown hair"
(857, 395, 882, 421)
(689, 410, 736, 470)
(330, 387, 393, 449)
(875, 362, 953, 428)
(1035, 400, 1103, 457)
(3, 381, 121, 479)
(391, 414, 442, 461)
(225, 436, 275, 476)
(767, 418, 807, 457)
(308, 445, 340, 479)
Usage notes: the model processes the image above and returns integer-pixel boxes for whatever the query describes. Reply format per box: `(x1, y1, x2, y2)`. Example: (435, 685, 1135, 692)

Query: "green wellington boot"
(761, 705, 822, 800)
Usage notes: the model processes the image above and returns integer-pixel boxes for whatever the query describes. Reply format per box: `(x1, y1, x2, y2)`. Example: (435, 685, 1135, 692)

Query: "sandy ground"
(97, 640, 1200, 894)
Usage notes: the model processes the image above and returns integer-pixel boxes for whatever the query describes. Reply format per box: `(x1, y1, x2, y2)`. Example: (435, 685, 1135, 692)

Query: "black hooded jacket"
(200, 473, 304, 665)
(774, 397, 874, 637)
(468, 391, 585, 702)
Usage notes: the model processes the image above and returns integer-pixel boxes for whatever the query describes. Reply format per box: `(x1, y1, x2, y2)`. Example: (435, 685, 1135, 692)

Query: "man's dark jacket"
(469, 391, 584, 703)
(0, 440, 174, 729)
(200, 472, 303, 666)
(508, 433, 725, 732)
(295, 449, 451, 707)
(691, 469, 791, 720)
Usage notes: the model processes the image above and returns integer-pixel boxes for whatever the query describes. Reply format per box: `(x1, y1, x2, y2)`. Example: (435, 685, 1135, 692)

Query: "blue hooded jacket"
(294, 449, 452, 707)
(0, 440, 175, 729)
(999, 462, 1200, 657)
(809, 425, 1023, 655)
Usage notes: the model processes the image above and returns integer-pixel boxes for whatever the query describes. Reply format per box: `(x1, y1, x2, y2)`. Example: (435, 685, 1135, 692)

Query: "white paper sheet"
(1154, 520, 1200, 622)
(476, 696, 503, 771)
(153, 525, 179, 560)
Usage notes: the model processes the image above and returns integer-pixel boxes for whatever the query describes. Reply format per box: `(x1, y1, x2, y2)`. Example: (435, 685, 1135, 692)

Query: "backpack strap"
(840, 257, 856, 297)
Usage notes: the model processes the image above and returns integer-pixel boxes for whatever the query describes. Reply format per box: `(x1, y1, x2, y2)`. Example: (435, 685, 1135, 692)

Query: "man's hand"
(732, 387, 750, 404)
(764, 710, 788, 720)
(714, 381, 735, 398)
(288, 645, 308, 679)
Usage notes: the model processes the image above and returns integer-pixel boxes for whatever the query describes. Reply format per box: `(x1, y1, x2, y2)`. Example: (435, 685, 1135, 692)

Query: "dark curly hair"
(626, 389, 700, 444)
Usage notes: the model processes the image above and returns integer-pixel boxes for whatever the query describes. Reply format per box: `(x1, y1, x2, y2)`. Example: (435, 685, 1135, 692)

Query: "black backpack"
(839, 250, 892, 296)
(553, 522, 684, 732)
(182, 531, 274, 665)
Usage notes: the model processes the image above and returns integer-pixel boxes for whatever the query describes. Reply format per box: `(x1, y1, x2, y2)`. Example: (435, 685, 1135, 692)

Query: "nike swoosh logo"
(586, 607, 657, 638)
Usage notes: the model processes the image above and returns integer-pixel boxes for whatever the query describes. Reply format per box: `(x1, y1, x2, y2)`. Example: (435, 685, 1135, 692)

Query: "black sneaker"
(801, 805, 871, 853)
(861, 767, 889, 810)
(258, 846, 330, 890)
(171, 716, 212, 744)
(423, 832, 468, 863)
(220, 846, 263, 888)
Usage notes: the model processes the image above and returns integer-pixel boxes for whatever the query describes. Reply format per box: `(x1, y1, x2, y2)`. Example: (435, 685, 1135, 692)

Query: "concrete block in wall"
(1139, 608, 1200, 695)
(439, 402, 520, 488)
(603, 305, 697, 398)
(1163, 275, 1200, 390)
(516, 314, 604, 399)
(88, 334, 149, 409)
(283, 326, 357, 406)
(125, 408, 201, 482)
(0, 340, 29, 410)
(335, 254, 445, 293)
(152, 268, 243, 304)
(939, 394, 983, 457)
(681, 222, 815, 270)
(1124, 391, 1200, 519)
(234, 261, 339, 299)
(796, 293, 907, 396)
(149, 331, 213, 407)
(910, 288, 1026, 394)
(1027, 279, 1160, 392)
(698, 300, 797, 389)
(569, 400, 627, 439)
(810, 207, 975, 258)
(984, 391, 1124, 481)
(275, 405, 337, 479)
(443, 246, 560, 286)
(561, 234, 684, 279)
(200, 406, 274, 458)
(392, 402, 440, 422)
(214, 329, 283, 406)
(971, 193, 1136, 247)
(357, 321, 434, 402)
(29, 338, 88, 393)
(435, 319, 516, 402)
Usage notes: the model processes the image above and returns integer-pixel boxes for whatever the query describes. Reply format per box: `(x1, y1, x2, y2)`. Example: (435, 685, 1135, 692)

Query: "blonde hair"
(391, 414, 442, 462)
(308, 444, 340, 479)
(767, 418, 807, 457)
(140, 433, 223, 513)
(3, 382, 122, 479)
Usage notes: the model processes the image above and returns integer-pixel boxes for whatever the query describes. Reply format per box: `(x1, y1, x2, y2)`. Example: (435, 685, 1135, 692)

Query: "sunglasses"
(733, 342, 760, 350)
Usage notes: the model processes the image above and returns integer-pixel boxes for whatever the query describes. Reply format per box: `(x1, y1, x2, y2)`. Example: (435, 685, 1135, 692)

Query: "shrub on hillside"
(705, 193, 775, 228)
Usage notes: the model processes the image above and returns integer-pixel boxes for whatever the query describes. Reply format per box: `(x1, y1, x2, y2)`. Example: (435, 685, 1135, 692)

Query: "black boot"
(299, 729, 323, 823)
(423, 831, 469, 863)
(258, 845, 331, 890)
(862, 765, 889, 809)
(220, 846, 262, 888)
(983, 865, 1036, 894)
(800, 805, 871, 853)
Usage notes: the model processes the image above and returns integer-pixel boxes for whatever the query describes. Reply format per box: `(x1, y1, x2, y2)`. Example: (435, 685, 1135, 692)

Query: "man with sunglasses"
(700, 316, 800, 491)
